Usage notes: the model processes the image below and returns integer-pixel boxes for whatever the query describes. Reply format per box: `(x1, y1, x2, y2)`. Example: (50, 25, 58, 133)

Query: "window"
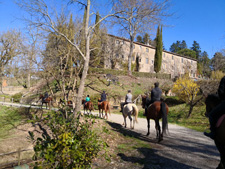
(133, 45, 135, 49)
(139, 58, 142, 62)
(182, 58, 183, 63)
(121, 41, 124, 44)
(146, 58, 149, 64)
(172, 55, 174, 60)
(152, 60, 154, 64)
(116, 40, 120, 44)
(191, 60, 193, 64)
(146, 48, 149, 52)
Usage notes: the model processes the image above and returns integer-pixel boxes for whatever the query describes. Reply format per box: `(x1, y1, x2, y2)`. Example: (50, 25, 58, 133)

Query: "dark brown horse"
(205, 94, 225, 169)
(82, 99, 94, 115)
(39, 94, 53, 110)
(141, 95, 169, 142)
(98, 98, 111, 119)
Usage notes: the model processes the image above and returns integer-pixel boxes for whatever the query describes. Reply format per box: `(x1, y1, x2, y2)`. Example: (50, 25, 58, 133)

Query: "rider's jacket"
(151, 87, 162, 102)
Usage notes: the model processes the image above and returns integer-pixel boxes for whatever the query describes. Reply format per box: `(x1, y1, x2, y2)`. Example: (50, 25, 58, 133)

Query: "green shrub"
(11, 92, 23, 103)
(29, 110, 107, 168)
(89, 68, 171, 79)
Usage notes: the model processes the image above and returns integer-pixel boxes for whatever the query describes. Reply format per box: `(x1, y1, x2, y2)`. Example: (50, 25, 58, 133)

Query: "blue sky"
(0, 0, 225, 59)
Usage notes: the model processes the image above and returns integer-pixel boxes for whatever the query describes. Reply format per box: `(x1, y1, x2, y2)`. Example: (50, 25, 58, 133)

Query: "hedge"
(89, 68, 171, 79)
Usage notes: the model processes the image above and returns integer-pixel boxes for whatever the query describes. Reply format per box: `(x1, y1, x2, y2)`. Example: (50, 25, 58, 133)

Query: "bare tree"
(112, 0, 171, 75)
(17, 0, 123, 115)
(0, 30, 22, 92)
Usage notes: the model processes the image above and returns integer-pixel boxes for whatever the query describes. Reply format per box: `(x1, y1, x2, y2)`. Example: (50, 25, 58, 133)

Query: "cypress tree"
(154, 25, 163, 73)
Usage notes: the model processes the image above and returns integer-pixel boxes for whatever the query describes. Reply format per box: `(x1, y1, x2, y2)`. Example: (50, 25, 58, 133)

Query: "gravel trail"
(104, 112, 220, 169)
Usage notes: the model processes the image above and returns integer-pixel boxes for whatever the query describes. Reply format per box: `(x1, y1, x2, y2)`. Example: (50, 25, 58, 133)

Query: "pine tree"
(154, 25, 163, 73)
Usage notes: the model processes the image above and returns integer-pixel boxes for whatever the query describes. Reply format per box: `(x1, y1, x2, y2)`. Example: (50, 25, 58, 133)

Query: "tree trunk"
(74, 0, 91, 115)
(187, 105, 193, 118)
(128, 36, 134, 76)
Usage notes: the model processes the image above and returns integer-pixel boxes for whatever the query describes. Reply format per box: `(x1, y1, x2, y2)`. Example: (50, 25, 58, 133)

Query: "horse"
(82, 99, 94, 115)
(122, 103, 138, 129)
(205, 94, 225, 169)
(98, 98, 111, 119)
(141, 95, 169, 142)
(39, 94, 53, 110)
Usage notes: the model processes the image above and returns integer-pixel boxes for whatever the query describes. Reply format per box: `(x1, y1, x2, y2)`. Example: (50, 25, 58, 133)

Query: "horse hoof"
(158, 138, 163, 143)
(146, 133, 150, 136)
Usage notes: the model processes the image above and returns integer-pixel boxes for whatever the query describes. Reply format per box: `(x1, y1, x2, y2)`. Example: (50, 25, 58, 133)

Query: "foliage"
(172, 75, 201, 118)
(191, 40, 201, 60)
(177, 48, 197, 59)
(11, 92, 23, 103)
(211, 70, 225, 80)
(169, 40, 187, 53)
(154, 25, 163, 73)
(29, 110, 107, 168)
(211, 52, 225, 72)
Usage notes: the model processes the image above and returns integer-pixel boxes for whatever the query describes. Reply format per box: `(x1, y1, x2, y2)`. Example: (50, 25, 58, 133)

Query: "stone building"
(104, 34, 197, 78)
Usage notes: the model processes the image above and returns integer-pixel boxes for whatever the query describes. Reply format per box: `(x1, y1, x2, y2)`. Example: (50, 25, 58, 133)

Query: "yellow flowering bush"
(172, 76, 201, 118)
(172, 77, 199, 103)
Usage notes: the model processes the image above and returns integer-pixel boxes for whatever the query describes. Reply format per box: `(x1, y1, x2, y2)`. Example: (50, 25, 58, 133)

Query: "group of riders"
(44, 75, 225, 141)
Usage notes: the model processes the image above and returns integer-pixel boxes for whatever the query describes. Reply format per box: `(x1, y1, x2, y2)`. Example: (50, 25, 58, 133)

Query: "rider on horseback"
(120, 90, 133, 112)
(100, 91, 107, 102)
(43, 91, 49, 102)
(204, 76, 225, 139)
(143, 82, 162, 116)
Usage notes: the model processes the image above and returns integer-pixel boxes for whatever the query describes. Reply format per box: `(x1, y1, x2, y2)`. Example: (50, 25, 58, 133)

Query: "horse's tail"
(107, 102, 111, 115)
(132, 105, 138, 123)
(161, 102, 168, 135)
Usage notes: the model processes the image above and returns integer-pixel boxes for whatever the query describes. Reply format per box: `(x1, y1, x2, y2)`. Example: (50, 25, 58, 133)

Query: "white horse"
(122, 103, 139, 129)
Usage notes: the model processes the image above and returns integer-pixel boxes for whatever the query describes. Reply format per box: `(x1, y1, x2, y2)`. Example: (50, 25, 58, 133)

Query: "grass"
(168, 103, 209, 132)
(0, 106, 26, 140)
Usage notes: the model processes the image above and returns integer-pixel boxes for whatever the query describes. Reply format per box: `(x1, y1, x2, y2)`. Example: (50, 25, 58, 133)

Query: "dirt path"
(103, 112, 220, 169)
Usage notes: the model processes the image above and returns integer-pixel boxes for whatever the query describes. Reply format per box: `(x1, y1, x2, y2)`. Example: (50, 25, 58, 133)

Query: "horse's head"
(39, 94, 44, 99)
(205, 94, 221, 117)
(141, 95, 147, 108)
(82, 99, 85, 104)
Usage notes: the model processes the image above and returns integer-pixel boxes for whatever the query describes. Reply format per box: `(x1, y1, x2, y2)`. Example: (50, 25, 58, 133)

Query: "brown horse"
(205, 94, 225, 169)
(141, 95, 169, 142)
(39, 94, 53, 110)
(82, 99, 94, 115)
(98, 98, 111, 119)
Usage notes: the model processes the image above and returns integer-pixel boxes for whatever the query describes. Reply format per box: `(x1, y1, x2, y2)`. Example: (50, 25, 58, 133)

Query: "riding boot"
(143, 107, 147, 116)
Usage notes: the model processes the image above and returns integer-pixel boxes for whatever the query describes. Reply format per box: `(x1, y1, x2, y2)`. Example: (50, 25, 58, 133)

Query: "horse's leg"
(155, 119, 159, 139)
(124, 116, 127, 128)
(147, 118, 150, 136)
(128, 114, 132, 129)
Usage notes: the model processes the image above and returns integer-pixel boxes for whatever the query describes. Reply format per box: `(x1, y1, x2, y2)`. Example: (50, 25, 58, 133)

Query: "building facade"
(104, 34, 197, 78)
